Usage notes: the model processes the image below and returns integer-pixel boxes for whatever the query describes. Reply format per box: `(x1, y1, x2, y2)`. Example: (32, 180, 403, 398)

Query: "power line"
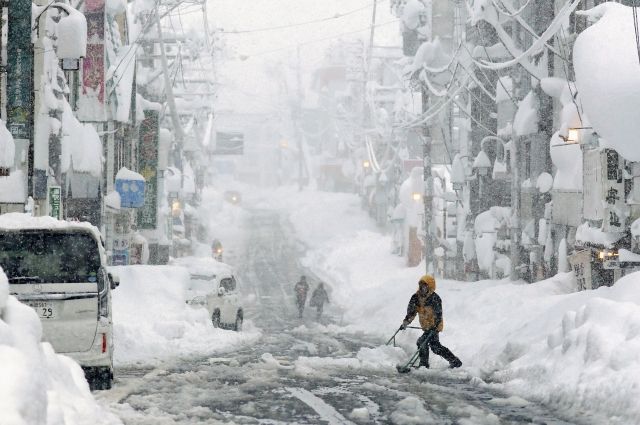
(222, 1, 387, 34)
(238, 19, 399, 59)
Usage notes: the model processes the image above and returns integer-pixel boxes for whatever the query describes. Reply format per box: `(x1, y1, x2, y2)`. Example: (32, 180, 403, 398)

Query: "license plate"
(25, 301, 56, 319)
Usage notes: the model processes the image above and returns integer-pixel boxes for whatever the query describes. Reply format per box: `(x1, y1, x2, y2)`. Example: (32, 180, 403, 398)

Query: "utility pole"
(366, 0, 378, 75)
(421, 86, 434, 274)
(295, 45, 305, 190)
(510, 141, 520, 280)
(155, 13, 184, 144)
(7, 0, 37, 209)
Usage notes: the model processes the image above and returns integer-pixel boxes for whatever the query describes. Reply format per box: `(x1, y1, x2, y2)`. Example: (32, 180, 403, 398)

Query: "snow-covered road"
(100, 210, 589, 424)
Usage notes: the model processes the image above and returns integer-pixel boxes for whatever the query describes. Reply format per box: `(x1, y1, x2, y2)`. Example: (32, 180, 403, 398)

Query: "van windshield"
(0, 231, 101, 284)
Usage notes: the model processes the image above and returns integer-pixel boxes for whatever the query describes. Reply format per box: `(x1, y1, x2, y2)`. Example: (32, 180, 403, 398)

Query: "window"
(219, 277, 236, 292)
(0, 230, 101, 284)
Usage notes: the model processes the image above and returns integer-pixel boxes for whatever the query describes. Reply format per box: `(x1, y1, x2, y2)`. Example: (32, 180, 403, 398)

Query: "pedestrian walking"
(294, 275, 310, 318)
(400, 275, 462, 369)
(310, 282, 329, 320)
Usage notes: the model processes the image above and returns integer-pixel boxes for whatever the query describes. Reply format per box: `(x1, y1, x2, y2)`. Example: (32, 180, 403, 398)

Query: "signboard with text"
(7, 0, 33, 186)
(77, 0, 107, 121)
(137, 111, 159, 229)
(48, 186, 62, 220)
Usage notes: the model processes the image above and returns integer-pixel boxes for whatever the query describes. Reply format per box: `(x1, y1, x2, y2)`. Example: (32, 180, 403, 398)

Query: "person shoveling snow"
(398, 275, 462, 371)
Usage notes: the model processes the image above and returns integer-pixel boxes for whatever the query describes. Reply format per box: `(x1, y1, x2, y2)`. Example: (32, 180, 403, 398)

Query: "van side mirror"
(108, 272, 120, 290)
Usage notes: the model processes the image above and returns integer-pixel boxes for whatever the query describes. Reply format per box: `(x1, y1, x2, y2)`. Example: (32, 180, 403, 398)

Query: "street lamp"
(412, 192, 422, 202)
(171, 199, 181, 217)
(472, 150, 491, 176)
(363, 159, 371, 169)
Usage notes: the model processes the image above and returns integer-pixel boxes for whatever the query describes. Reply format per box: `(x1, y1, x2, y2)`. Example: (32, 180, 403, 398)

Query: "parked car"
(170, 256, 243, 331)
(1, 214, 118, 390)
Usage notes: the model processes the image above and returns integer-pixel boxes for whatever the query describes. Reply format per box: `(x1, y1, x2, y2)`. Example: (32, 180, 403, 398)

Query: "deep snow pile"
(249, 185, 640, 424)
(0, 270, 122, 425)
(574, 2, 640, 161)
(111, 265, 259, 366)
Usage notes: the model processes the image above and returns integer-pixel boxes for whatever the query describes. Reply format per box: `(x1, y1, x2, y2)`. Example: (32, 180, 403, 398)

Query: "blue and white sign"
(115, 178, 145, 208)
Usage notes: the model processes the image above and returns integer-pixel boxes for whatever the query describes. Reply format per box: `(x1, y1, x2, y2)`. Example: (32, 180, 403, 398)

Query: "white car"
(1, 214, 117, 390)
(171, 257, 243, 331)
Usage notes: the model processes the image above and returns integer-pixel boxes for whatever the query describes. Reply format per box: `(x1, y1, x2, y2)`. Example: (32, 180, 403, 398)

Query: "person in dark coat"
(310, 282, 329, 320)
(401, 275, 462, 369)
(294, 275, 310, 318)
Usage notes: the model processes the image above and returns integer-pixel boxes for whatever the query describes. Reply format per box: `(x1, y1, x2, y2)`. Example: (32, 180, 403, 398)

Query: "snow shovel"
(396, 330, 435, 374)
(386, 326, 423, 347)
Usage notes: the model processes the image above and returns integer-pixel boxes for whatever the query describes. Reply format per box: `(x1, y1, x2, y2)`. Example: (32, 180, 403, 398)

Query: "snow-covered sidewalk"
(250, 185, 640, 424)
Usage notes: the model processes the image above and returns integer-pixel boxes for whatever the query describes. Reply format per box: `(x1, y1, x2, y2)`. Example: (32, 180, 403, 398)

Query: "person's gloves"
(400, 320, 409, 330)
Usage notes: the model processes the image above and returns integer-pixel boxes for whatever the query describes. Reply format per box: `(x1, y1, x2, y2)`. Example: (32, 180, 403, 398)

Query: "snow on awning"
(576, 222, 624, 248)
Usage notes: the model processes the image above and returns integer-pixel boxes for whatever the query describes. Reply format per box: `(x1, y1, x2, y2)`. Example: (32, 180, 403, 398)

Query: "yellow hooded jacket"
(403, 275, 444, 332)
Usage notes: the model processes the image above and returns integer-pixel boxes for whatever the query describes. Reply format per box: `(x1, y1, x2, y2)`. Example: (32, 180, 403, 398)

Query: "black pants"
(417, 330, 458, 367)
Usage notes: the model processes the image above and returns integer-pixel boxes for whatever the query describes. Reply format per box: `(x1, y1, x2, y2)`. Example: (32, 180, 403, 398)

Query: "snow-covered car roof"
(0, 212, 102, 240)
(169, 256, 234, 280)
(0, 213, 106, 263)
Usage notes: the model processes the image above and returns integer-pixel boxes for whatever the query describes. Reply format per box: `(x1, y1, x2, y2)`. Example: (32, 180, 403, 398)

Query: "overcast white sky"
(207, 0, 400, 114)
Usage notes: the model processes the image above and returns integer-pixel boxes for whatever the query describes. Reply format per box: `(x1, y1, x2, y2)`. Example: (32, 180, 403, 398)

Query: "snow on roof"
(106, 0, 127, 15)
(401, 0, 427, 30)
(451, 154, 467, 185)
(0, 170, 26, 203)
(61, 101, 102, 176)
(0, 119, 15, 169)
(412, 38, 450, 74)
(550, 131, 583, 191)
(181, 162, 196, 195)
(472, 150, 491, 169)
(574, 3, 640, 161)
(513, 91, 538, 136)
(116, 167, 145, 181)
(495, 76, 513, 103)
(136, 94, 162, 121)
(105, 190, 121, 210)
(536, 172, 553, 193)
(165, 167, 182, 193)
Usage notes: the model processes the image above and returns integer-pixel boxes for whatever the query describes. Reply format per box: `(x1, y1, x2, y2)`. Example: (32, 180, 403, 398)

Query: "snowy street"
(98, 209, 585, 424)
(6, 1, 640, 424)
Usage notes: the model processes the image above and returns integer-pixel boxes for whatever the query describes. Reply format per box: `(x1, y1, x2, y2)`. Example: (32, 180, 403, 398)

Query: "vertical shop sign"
(6, 0, 33, 140)
(48, 186, 62, 219)
(137, 110, 159, 229)
(77, 0, 107, 121)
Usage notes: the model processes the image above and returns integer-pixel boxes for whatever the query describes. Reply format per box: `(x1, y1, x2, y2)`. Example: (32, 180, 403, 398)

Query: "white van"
(0, 214, 117, 390)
